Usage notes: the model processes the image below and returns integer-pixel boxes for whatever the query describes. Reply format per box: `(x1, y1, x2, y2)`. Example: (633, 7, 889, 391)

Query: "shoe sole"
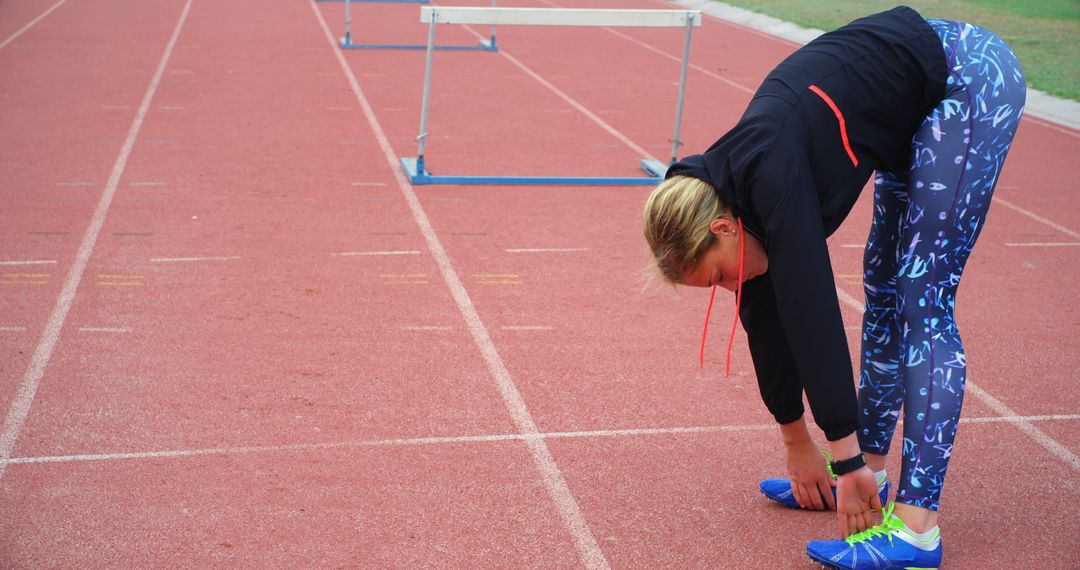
(807, 553, 938, 570)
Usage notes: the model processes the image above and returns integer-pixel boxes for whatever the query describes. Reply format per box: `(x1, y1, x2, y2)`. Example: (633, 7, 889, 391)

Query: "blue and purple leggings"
(856, 19, 1026, 511)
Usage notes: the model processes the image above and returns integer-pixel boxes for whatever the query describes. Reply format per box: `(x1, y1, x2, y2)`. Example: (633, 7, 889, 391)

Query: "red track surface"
(1, 0, 1077, 567)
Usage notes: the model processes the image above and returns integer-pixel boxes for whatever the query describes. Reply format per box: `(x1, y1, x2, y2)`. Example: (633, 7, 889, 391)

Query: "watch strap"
(829, 453, 866, 476)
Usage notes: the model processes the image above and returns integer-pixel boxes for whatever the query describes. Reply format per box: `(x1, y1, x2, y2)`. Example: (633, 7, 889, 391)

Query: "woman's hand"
(834, 466, 883, 537)
(784, 440, 836, 511)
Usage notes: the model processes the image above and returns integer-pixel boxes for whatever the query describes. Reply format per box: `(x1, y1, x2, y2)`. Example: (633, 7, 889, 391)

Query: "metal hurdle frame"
(400, 7, 701, 186)
(339, 0, 498, 51)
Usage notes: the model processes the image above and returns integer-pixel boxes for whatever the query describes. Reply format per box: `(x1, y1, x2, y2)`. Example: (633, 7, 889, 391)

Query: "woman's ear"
(709, 217, 736, 237)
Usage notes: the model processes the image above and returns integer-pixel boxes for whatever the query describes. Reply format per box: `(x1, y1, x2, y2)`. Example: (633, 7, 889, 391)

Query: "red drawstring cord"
(726, 219, 745, 376)
(699, 218, 745, 377)
(699, 285, 717, 369)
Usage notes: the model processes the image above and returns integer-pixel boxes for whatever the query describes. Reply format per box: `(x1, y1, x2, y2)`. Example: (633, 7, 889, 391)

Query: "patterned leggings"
(855, 19, 1026, 511)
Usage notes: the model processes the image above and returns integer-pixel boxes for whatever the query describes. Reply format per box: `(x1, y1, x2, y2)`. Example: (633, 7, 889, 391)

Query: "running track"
(1, 0, 1077, 567)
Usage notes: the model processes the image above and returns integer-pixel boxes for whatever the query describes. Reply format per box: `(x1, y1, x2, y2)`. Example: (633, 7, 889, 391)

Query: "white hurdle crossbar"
(340, 0, 498, 51)
(401, 7, 702, 186)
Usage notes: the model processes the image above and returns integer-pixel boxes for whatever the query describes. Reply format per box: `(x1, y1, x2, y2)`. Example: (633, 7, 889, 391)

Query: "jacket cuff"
(773, 408, 805, 426)
(822, 421, 859, 442)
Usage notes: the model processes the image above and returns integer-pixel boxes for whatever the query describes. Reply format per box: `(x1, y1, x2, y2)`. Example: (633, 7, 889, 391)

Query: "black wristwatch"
(830, 453, 867, 476)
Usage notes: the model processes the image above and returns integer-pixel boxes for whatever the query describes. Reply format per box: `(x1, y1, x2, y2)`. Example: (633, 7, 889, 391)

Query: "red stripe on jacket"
(808, 85, 859, 168)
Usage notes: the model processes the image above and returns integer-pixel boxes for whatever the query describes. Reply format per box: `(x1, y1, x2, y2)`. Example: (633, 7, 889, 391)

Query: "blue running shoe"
(759, 478, 890, 510)
(806, 502, 942, 569)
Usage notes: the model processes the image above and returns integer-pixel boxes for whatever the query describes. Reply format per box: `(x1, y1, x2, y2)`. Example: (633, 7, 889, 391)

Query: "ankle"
(892, 502, 939, 534)
(873, 468, 887, 490)
(864, 452, 887, 472)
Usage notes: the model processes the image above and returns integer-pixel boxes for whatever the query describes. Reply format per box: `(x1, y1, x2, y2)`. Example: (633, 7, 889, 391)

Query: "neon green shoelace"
(845, 502, 903, 545)
(821, 450, 837, 479)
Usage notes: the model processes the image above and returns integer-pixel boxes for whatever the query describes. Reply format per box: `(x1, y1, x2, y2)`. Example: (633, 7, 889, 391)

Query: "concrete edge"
(671, 0, 1080, 132)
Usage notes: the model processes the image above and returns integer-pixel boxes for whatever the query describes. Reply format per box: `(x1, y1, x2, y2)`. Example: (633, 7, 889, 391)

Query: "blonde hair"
(643, 175, 729, 284)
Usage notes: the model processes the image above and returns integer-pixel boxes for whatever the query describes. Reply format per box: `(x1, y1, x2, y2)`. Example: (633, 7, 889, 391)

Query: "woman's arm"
(749, 147, 881, 534)
(750, 151, 860, 443)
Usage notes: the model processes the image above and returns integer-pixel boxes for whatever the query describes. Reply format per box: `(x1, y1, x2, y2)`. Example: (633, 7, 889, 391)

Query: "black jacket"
(667, 6, 947, 440)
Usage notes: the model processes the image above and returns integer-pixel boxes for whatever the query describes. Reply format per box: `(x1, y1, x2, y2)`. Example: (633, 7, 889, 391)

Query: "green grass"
(710, 0, 1080, 101)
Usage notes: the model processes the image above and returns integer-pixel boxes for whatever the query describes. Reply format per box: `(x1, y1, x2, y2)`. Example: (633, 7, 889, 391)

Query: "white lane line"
(1004, 242, 1080, 247)
(159, 105, 185, 110)
(840, 244, 863, 249)
(401, 325, 452, 331)
(150, 256, 239, 263)
(0, 424, 779, 465)
(78, 327, 132, 333)
(48, 194, 90, 202)
(994, 196, 1080, 240)
(6, 414, 1077, 466)
(834, 285, 1079, 471)
(966, 384, 1079, 469)
(56, 181, 94, 187)
(0, 260, 57, 266)
(351, 181, 387, 187)
(540, 0, 755, 96)
(502, 326, 554, 331)
(505, 247, 590, 253)
(0, 0, 194, 483)
(459, 25, 656, 164)
(597, 25, 755, 95)
(964, 413, 1080, 424)
(331, 250, 420, 257)
(309, 4, 609, 568)
(0, 327, 27, 332)
(0, 0, 68, 51)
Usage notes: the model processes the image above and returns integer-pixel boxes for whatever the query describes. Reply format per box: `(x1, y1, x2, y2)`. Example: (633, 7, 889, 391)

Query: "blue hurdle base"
(400, 158, 667, 186)
(341, 36, 496, 51)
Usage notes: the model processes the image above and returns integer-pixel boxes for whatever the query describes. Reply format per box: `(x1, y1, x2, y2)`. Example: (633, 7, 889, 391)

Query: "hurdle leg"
(413, 15, 438, 178)
(341, 0, 353, 47)
(483, 0, 497, 50)
(671, 14, 693, 165)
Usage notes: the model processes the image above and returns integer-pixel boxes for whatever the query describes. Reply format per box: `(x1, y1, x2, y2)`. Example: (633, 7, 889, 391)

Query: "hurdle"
(339, 0, 497, 51)
(400, 7, 701, 186)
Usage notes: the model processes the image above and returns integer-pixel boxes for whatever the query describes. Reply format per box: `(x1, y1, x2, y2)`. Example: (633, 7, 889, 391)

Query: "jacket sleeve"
(746, 148, 859, 442)
(739, 273, 805, 425)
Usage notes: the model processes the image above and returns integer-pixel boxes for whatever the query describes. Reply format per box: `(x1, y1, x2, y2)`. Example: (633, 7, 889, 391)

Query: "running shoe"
(805, 502, 942, 569)
(759, 478, 890, 510)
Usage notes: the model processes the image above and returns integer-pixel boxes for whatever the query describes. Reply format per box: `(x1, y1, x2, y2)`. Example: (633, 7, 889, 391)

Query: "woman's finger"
(808, 483, 825, 510)
(799, 483, 818, 511)
(818, 479, 836, 511)
(792, 483, 807, 509)
(870, 487, 883, 513)
(856, 511, 869, 534)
